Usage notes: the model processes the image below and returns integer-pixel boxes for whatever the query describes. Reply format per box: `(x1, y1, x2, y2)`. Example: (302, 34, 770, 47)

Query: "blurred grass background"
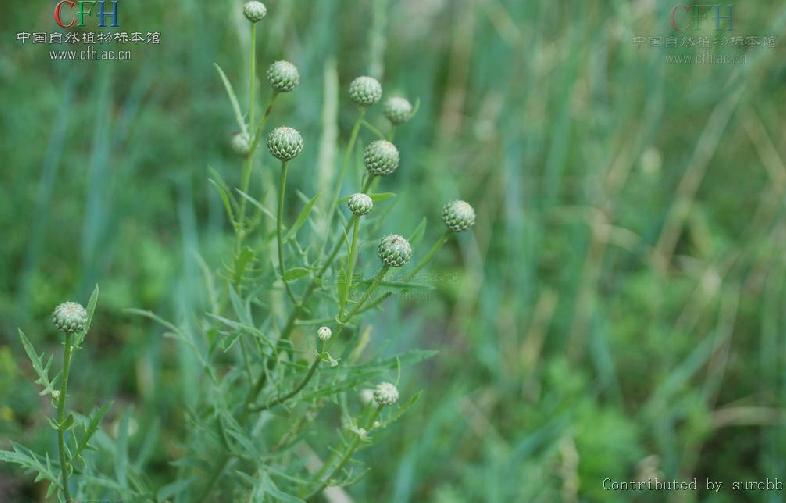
(3, 0, 786, 501)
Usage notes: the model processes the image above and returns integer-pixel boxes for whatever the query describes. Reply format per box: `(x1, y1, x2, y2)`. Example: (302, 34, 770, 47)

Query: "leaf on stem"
(285, 193, 320, 242)
(18, 329, 58, 397)
(215, 63, 249, 137)
(284, 267, 311, 281)
(75, 284, 100, 347)
(408, 217, 427, 246)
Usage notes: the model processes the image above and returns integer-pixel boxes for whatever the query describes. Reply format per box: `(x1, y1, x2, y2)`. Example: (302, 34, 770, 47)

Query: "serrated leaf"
(232, 246, 255, 285)
(74, 402, 111, 464)
(0, 443, 60, 486)
(283, 267, 311, 281)
(386, 390, 423, 424)
(253, 470, 306, 503)
(18, 329, 57, 397)
(285, 194, 320, 242)
(61, 414, 74, 431)
(215, 63, 248, 137)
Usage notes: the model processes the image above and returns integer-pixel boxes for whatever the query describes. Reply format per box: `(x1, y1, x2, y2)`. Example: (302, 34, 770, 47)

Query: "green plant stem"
(249, 92, 279, 153)
(361, 174, 375, 193)
(236, 23, 258, 236)
(404, 230, 450, 282)
(340, 266, 389, 324)
(340, 216, 361, 317)
(361, 119, 385, 139)
(57, 333, 74, 502)
(277, 160, 298, 305)
(249, 357, 320, 412)
(304, 406, 383, 500)
(322, 109, 366, 255)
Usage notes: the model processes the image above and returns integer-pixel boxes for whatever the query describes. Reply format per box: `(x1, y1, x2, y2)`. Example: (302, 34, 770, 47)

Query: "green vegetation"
(2, 0, 786, 502)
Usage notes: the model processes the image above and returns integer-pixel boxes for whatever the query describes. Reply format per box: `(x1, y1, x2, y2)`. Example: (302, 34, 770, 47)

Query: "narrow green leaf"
(157, 478, 193, 500)
(284, 267, 311, 281)
(285, 193, 320, 242)
(408, 217, 427, 246)
(18, 329, 57, 397)
(370, 192, 396, 203)
(236, 188, 275, 221)
(215, 63, 248, 136)
(60, 414, 74, 431)
(209, 167, 237, 225)
(75, 402, 111, 462)
(75, 284, 99, 347)
(115, 409, 130, 489)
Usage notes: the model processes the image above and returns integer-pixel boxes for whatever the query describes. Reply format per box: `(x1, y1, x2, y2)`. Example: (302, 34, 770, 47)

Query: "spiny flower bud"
(231, 132, 251, 156)
(363, 140, 399, 176)
(378, 234, 412, 267)
(317, 326, 332, 342)
(242, 1, 267, 23)
(52, 302, 88, 335)
(267, 60, 299, 92)
(442, 200, 476, 232)
(267, 126, 303, 161)
(347, 193, 373, 216)
(348, 76, 382, 107)
(373, 382, 399, 406)
(384, 96, 413, 125)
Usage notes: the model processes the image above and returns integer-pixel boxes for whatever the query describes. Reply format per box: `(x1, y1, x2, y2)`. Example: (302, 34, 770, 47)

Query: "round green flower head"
(242, 1, 267, 22)
(383, 96, 413, 125)
(317, 326, 333, 342)
(442, 200, 476, 232)
(267, 60, 299, 92)
(373, 382, 399, 406)
(231, 132, 251, 156)
(363, 140, 399, 176)
(52, 302, 88, 335)
(378, 234, 412, 267)
(347, 193, 373, 216)
(267, 127, 303, 161)
(348, 76, 382, 106)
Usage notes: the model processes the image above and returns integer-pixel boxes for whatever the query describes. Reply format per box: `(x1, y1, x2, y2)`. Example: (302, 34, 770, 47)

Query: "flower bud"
(378, 234, 412, 267)
(347, 193, 373, 216)
(267, 60, 299, 92)
(363, 140, 399, 176)
(231, 132, 251, 156)
(348, 76, 382, 106)
(52, 302, 88, 335)
(317, 326, 332, 342)
(383, 96, 413, 125)
(442, 200, 476, 232)
(373, 382, 399, 406)
(267, 126, 304, 161)
(242, 1, 267, 23)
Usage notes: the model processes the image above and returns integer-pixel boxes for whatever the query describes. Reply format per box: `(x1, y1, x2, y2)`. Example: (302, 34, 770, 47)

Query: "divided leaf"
(18, 329, 58, 398)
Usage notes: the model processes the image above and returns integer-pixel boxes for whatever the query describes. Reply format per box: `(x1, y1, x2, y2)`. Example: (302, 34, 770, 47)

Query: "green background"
(2, 0, 786, 501)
